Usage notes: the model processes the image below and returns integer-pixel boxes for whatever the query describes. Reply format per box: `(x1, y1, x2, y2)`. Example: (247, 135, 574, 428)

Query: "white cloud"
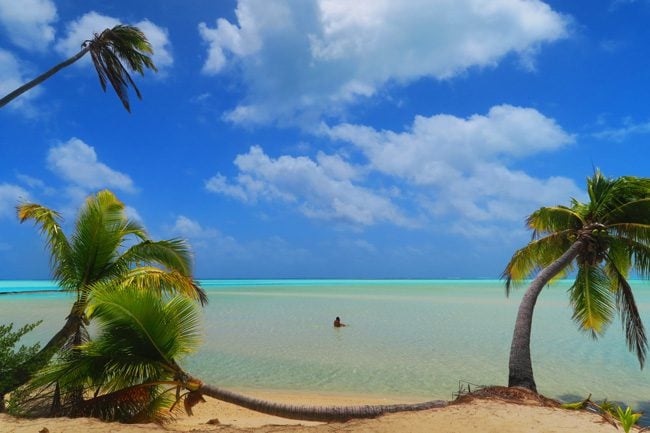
(199, 0, 569, 124)
(325, 104, 581, 225)
(46, 137, 135, 193)
(592, 119, 650, 142)
(168, 215, 243, 252)
(124, 206, 142, 222)
(206, 145, 412, 226)
(172, 215, 221, 239)
(56, 12, 173, 71)
(0, 183, 30, 218)
(0, 0, 57, 51)
(326, 105, 574, 184)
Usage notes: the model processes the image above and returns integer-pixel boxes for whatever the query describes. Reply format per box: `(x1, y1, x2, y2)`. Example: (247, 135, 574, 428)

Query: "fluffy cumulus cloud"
(47, 137, 135, 193)
(199, 0, 569, 124)
(325, 105, 581, 227)
(0, 0, 57, 51)
(209, 105, 581, 233)
(206, 146, 411, 226)
(0, 183, 30, 218)
(56, 12, 173, 70)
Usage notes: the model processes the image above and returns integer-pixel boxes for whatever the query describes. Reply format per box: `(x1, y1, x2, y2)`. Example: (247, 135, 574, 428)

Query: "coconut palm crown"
(504, 171, 650, 392)
(0, 25, 156, 112)
(1, 190, 206, 404)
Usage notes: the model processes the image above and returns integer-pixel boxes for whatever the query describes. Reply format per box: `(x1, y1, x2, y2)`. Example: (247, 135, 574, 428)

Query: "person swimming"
(333, 316, 346, 327)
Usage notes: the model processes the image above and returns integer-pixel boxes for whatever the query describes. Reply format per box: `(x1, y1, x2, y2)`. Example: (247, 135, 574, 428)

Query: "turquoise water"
(1, 279, 649, 421)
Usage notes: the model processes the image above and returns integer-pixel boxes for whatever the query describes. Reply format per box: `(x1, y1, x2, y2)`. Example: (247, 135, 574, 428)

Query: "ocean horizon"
(1, 279, 648, 424)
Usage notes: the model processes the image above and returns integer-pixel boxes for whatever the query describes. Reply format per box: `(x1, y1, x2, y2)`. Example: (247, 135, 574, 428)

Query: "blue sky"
(1, 0, 649, 279)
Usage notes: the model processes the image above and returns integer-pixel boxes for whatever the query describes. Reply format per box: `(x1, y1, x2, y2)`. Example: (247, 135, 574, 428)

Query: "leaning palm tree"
(0, 25, 156, 112)
(504, 171, 650, 392)
(24, 287, 446, 423)
(1, 190, 206, 406)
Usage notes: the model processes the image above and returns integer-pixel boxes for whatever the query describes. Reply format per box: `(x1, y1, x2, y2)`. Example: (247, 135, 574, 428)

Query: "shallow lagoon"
(1, 279, 648, 418)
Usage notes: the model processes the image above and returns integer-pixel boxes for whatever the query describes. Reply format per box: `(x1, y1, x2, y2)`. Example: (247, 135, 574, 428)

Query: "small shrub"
(0, 321, 42, 411)
(616, 406, 642, 433)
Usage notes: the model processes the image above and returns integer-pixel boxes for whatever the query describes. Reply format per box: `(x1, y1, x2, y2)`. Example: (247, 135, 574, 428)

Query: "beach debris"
(560, 394, 592, 410)
(206, 418, 220, 424)
(39, 428, 49, 433)
(184, 390, 206, 416)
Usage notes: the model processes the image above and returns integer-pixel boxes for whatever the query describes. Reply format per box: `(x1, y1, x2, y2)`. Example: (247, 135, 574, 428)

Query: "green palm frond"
(100, 267, 206, 305)
(115, 239, 194, 277)
(569, 266, 615, 337)
(605, 238, 631, 284)
(608, 223, 650, 245)
(26, 289, 200, 422)
(70, 191, 130, 288)
(603, 198, 650, 226)
(17, 203, 73, 287)
(526, 206, 584, 239)
(605, 259, 647, 368)
(89, 288, 202, 366)
(503, 231, 574, 295)
(87, 25, 157, 112)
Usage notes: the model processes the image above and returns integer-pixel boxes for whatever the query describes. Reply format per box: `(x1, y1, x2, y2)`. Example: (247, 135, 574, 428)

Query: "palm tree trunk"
(199, 384, 447, 422)
(508, 240, 584, 392)
(0, 47, 89, 108)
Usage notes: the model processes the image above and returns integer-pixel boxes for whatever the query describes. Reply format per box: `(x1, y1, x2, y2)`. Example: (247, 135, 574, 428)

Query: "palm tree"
(503, 171, 650, 392)
(1, 190, 206, 406)
(0, 25, 156, 112)
(25, 287, 447, 423)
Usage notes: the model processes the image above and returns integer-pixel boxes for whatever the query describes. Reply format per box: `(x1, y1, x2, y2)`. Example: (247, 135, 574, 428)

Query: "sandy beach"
(0, 388, 624, 433)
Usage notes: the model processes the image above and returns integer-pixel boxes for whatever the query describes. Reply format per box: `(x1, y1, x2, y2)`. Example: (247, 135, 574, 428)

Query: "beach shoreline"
(0, 387, 625, 433)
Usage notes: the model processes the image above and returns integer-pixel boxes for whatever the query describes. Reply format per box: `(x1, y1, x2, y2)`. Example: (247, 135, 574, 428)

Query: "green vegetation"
(616, 406, 643, 433)
(23, 287, 202, 422)
(0, 25, 156, 112)
(3, 190, 205, 404)
(504, 171, 650, 392)
(0, 321, 42, 411)
(560, 395, 643, 432)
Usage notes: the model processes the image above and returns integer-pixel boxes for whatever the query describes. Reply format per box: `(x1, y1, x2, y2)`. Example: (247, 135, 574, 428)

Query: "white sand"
(0, 389, 625, 433)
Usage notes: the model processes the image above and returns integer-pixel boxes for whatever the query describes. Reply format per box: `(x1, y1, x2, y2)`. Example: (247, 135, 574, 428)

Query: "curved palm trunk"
(508, 240, 584, 391)
(0, 47, 89, 108)
(199, 384, 447, 422)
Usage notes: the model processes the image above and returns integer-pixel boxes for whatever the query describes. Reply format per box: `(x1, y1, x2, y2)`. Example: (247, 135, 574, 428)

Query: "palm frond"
(89, 287, 202, 365)
(89, 25, 157, 112)
(115, 238, 195, 277)
(17, 203, 74, 288)
(569, 266, 615, 337)
(605, 258, 647, 368)
(609, 223, 650, 245)
(502, 231, 574, 295)
(603, 198, 650, 226)
(70, 191, 129, 289)
(526, 206, 584, 239)
(100, 266, 206, 305)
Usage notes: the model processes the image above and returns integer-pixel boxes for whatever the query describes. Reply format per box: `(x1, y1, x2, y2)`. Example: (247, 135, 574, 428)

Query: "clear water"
(1, 279, 648, 422)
